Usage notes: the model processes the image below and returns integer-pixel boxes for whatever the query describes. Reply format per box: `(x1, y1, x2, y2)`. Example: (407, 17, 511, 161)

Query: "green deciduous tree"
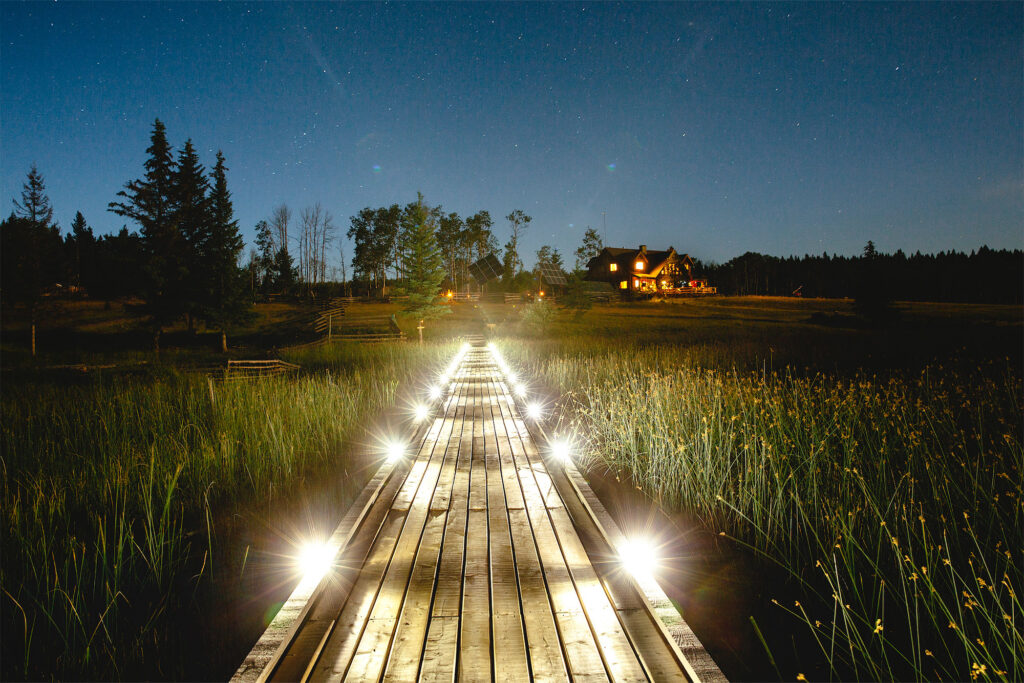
(574, 226, 603, 272)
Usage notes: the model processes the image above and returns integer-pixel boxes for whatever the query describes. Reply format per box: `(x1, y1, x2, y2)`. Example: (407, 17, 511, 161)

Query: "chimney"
(639, 244, 647, 253)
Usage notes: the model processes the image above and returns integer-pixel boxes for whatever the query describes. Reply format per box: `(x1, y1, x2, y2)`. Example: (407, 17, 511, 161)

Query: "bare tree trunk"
(221, 330, 227, 353)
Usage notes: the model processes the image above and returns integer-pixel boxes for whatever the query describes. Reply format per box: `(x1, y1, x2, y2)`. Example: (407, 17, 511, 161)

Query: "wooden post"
(31, 323, 36, 357)
(328, 313, 332, 343)
(417, 319, 425, 345)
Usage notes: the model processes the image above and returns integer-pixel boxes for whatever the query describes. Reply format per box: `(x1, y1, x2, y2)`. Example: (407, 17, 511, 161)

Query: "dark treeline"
(698, 245, 1024, 304)
(2, 119, 250, 353)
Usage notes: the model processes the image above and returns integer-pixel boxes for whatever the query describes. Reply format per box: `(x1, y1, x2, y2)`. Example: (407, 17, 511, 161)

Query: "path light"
(429, 385, 442, 401)
(514, 384, 528, 398)
(619, 536, 659, 581)
(386, 440, 406, 463)
(413, 404, 430, 423)
(526, 402, 544, 420)
(549, 437, 572, 464)
(439, 373, 450, 386)
(506, 371, 518, 384)
(297, 541, 334, 584)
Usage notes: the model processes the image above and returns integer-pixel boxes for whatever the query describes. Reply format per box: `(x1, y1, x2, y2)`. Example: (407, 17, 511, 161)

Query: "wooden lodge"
(585, 244, 713, 296)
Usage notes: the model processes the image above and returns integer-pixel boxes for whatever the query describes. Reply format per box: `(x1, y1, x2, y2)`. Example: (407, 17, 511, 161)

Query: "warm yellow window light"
(619, 280, 628, 289)
(635, 261, 644, 271)
(609, 263, 618, 272)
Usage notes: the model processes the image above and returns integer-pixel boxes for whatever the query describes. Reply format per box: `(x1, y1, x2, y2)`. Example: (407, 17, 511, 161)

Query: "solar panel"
(536, 263, 567, 286)
(468, 253, 503, 284)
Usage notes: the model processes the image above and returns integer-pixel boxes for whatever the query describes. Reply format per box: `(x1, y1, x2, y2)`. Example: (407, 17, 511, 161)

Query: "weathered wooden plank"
(383, 386, 470, 682)
(547, 506, 649, 682)
(307, 510, 407, 681)
(486, 377, 569, 683)
(342, 383, 464, 682)
(419, 379, 475, 680)
(459, 509, 490, 680)
(484, 378, 530, 682)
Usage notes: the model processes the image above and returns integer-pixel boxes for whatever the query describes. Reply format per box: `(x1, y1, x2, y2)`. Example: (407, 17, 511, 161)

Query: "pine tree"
(254, 219, 276, 294)
(171, 139, 212, 331)
(67, 211, 94, 289)
(202, 151, 252, 351)
(398, 193, 448, 322)
(109, 119, 182, 352)
(12, 163, 54, 227)
(7, 165, 61, 356)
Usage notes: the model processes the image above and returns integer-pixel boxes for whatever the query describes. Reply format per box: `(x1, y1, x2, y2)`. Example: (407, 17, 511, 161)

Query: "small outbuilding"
(585, 245, 698, 296)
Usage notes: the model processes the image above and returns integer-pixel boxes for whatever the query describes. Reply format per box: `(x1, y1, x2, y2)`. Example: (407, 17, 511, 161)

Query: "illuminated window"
(633, 279, 640, 288)
(635, 261, 644, 271)
(619, 280, 628, 289)
(609, 263, 618, 272)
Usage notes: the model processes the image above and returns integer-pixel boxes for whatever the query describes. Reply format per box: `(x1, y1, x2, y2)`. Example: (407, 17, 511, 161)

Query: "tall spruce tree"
(12, 163, 55, 227)
(398, 193, 448, 322)
(109, 118, 182, 352)
(171, 139, 212, 331)
(202, 151, 252, 351)
(6, 165, 61, 356)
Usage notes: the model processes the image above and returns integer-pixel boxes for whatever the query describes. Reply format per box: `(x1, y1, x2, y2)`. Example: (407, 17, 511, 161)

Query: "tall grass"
(1, 341, 454, 680)
(506, 339, 1023, 681)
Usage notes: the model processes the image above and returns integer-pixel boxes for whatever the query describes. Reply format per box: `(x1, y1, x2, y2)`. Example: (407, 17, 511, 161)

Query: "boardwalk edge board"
(232, 341, 727, 682)
(231, 415, 436, 683)
(519, 400, 728, 683)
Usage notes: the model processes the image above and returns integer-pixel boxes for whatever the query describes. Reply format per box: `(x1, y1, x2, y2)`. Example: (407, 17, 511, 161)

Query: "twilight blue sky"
(2, 2, 1021, 270)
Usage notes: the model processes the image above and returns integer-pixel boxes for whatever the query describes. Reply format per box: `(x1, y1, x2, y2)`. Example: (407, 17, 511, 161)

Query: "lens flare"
(386, 440, 406, 463)
(298, 542, 334, 583)
(526, 402, 543, 420)
(414, 404, 430, 422)
(619, 537, 658, 581)
(429, 385, 442, 401)
(515, 384, 528, 398)
(549, 437, 572, 463)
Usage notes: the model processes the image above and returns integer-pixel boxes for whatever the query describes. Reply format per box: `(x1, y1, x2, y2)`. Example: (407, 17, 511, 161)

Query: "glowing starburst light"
(385, 440, 406, 463)
(413, 404, 430, 422)
(549, 437, 572, 464)
(526, 402, 543, 420)
(515, 384, 528, 398)
(297, 542, 334, 583)
(429, 385, 442, 401)
(619, 537, 659, 581)
(505, 371, 518, 384)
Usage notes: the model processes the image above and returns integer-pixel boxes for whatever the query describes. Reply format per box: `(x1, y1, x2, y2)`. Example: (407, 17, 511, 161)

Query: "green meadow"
(2, 296, 1021, 680)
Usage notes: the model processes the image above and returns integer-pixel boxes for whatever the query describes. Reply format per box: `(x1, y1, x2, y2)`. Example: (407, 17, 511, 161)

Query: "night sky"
(2, 2, 1021, 269)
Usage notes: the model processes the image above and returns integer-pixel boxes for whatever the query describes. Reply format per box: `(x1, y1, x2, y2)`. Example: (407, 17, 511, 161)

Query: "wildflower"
(949, 620, 958, 630)
(873, 618, 883, 634)
(970, 662, 986, 680)
(925, 650, 933, 657)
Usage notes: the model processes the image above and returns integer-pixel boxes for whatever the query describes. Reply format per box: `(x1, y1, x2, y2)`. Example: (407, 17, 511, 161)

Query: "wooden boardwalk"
(234, 343, 723, 682)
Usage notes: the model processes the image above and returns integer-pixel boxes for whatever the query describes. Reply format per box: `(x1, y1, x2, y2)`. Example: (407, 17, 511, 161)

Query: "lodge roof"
(586, 245, 689, 276)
